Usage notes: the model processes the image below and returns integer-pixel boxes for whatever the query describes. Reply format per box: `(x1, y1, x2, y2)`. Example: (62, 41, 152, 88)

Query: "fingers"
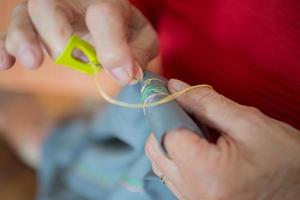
(86, 1, 135, 85)
(168, 79, 264, 141)
(4, 2, 43, 69)
(163, 128, 216, 172)
(151, 164, 186, 200)
(28, 0, 73, 58)
(145, 134, 183, 187)
(0, 34, 15, 70)
(128, 6, 159, 71)
(86, 2, 158, 85)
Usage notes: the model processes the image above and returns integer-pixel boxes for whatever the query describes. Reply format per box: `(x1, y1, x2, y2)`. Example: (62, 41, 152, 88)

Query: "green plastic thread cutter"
(55, 34, 102, 75)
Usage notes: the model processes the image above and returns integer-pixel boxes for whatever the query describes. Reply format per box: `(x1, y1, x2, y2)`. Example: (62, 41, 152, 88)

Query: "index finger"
(28, 0, 73, 58)
(85, 1, 135, 85)
(168, 79, 268, 142)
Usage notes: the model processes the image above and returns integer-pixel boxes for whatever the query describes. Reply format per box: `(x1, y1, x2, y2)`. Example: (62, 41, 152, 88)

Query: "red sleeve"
(129, 0, 164, 27)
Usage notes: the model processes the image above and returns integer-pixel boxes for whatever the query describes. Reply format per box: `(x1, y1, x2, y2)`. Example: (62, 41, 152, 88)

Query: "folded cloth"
(37, 72, 203, 200)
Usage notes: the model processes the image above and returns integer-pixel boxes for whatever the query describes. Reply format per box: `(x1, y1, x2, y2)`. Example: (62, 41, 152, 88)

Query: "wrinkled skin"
(0, 0, 159, 85)
(145, 79, 300, 200)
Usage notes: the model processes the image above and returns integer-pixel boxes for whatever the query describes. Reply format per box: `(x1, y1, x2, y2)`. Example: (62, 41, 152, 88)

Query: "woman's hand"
(145, 79, 300, 200)
(0, 0, 158, 85)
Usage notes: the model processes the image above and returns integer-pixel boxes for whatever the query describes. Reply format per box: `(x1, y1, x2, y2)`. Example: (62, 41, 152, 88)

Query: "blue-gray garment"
(37, 72, 205, 200)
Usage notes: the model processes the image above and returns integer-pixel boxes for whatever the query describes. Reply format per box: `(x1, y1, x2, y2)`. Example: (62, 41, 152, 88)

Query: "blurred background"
(0, 1, 160, 199)
(0, 0, 116, 199)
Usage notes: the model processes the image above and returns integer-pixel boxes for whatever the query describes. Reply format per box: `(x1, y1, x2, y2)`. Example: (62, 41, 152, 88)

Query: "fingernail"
(169, 79, 190, 91)
(134, 61, 144, 80)
(110, 67, 131, 85)
(129, 61, 144, 85)
(18, 45, 38, 69)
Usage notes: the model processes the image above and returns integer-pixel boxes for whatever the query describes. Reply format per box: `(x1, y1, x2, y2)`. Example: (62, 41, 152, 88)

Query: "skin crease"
(0, 0, 159, 85)
(1, 0, 300, 199)
(145, 79, 300, 200)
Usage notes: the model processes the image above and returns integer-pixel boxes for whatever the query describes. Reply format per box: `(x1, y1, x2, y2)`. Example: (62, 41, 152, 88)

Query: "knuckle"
(229, 105, 266, 132)
(8, 24, 25, 37)
(87, 1, 117, 19)
(100, 51, 119, 63)
(206, 180, 233, 200)
(186, 87, 222, 113)
(97, 2, 116, 15)
(244, 106, 262, 116)
(28, 0, 55, 15)
(11, 2, 27, 17)
(28, 0, 53, 7)
(28, 0, 41, 11)
(87, 0, 130, 22)
(240, 105, 263, 122)
(99, 48, 129, 66)
(191, 87, 217, 105)
(4, 33, 19, 53)
(5, 33, 40, 57)
(4, 41, 13, 54)
(5, 30, 31, 51)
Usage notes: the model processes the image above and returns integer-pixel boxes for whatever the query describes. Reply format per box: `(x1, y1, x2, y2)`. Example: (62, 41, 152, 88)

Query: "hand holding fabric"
(145, 79, 300, 200)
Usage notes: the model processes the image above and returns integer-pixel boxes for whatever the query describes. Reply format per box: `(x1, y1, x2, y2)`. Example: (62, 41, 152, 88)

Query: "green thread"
(122, 176, 143, 188)
(76, 166, 144, 191)
(141, 85, 169, 102)
(76, 165, 119, 187)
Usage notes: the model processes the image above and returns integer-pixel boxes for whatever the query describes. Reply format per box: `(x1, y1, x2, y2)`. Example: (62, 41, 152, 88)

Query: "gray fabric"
(142, 72, 205, 143)
(37, 72, 202, 200)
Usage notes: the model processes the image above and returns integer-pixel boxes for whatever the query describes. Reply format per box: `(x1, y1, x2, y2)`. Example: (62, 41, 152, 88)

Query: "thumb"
(168, 79, 259, 142)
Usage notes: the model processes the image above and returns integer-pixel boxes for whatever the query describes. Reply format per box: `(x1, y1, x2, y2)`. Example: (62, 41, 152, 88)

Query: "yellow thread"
(57, 35, 212, 109)
(93, 72, 213, 109)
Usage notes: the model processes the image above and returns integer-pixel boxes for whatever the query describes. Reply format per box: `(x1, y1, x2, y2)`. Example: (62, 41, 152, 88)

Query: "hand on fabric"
(145, 79, 300, 200)
(0, 0, 158, 85)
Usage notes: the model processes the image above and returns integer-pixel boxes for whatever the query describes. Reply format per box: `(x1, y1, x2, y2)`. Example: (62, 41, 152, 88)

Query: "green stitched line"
(76, 165, 118, 187)
(122, 175, 143, 188)
(76, 166, 144, 190)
